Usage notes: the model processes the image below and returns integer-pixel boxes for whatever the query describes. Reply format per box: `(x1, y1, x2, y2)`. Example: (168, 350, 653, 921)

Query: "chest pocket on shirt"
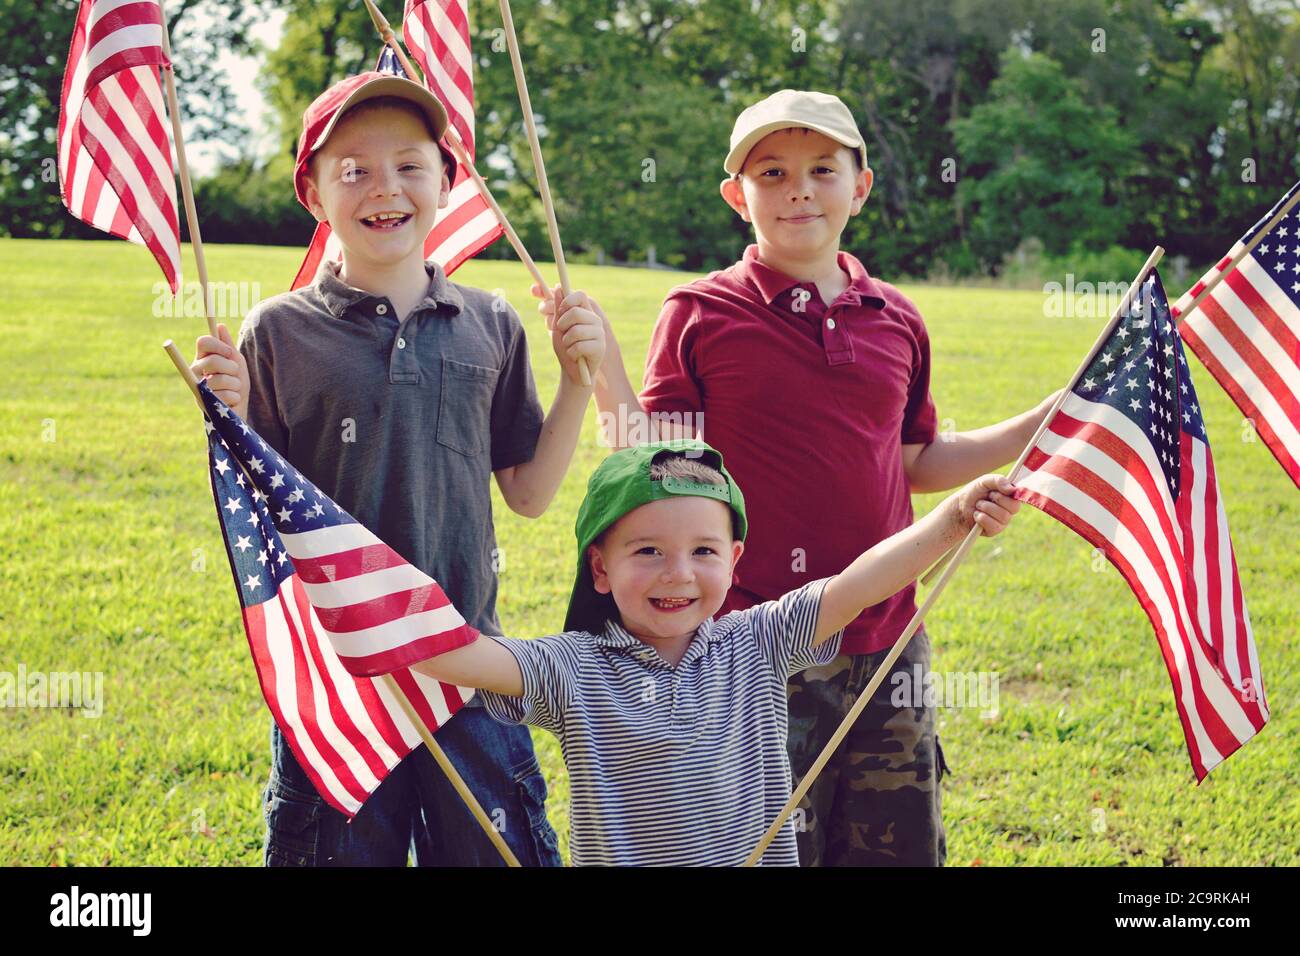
(437, 357, 499, 457)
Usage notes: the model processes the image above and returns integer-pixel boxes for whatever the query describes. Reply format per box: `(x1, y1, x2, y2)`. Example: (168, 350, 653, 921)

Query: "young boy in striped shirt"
(413, 439, 1020, 865)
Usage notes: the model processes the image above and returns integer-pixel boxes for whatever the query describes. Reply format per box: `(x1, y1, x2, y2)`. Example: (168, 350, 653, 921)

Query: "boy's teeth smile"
(362, 212, 411, 230)
(650, 597, 695, 611)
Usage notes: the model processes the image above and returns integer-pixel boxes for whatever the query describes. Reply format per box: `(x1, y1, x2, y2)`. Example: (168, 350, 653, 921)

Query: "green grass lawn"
(1, 237, 1296, 866)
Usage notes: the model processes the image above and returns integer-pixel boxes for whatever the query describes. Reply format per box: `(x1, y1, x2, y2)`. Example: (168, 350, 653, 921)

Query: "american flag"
(199, 380, 477, 816)
(1014, 272, 1269, 780)
(1171, 181, 1300, 489)
(58, 0, 181, 292)
(290, 1, 503, 289)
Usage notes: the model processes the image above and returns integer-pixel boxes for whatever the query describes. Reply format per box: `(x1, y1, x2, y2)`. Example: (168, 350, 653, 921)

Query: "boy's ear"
(302, 172, 328, 224)
(588, 544, 612, 595)
(719, 177, 751, 222)
(849, 166, 873, 217)
(437, 158, 452, 210)
(729, 540, 745, 585)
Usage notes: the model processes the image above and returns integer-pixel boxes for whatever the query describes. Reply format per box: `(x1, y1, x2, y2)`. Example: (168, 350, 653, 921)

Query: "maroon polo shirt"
(641, 244, 938, 655)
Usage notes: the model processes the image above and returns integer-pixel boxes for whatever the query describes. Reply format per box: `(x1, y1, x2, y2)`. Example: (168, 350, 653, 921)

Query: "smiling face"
(302, 103, 450, 272)
(588, 496, 744, 647)
(720, 127, 872, 264)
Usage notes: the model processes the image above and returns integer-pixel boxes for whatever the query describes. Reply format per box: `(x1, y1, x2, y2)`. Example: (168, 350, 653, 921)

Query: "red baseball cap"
(293, 71, 456, 209)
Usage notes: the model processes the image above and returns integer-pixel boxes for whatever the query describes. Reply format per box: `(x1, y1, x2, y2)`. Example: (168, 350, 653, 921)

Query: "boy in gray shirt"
(190, 70, 604, 865)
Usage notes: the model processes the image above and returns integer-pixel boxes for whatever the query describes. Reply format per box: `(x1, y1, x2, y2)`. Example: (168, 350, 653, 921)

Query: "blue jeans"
(262, 703, 562, 866)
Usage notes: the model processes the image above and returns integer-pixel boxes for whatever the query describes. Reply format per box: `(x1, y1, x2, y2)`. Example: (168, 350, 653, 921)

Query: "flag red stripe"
(1023, 438, 1241, 754)
(1203, 450, 1268, 729)
(59, 2, 92, 142)
(1181, 321, 1300, 484)
(1022, 446, 1247, 767)
(292, 223, 330, 290)
(314, 582, 455, 633)
(1015, 482, 1212, 780)
(275, 586, 370, 807)
(110, 68, 180, 234)
(389, 667, 443, 732)
(1224, 263, 1300, 360)
(350, 672, 413, 757)
(82, 80, 179, 286)
(1198, 438, 1226, 667)
(334, 622, 479, 677)
(293, 541, 408, 584)
(243, 602, 355, 816)
(439, 224, 503, 277)
(1042, 413, 1182, 556)
(292, 576, 390, 782)
(1198, 289, 1300, 429)
(428, 178, 489, 236)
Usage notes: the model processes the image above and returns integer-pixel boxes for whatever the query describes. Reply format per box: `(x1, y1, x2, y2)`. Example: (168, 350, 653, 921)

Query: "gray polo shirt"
(236, 260, 544, 645)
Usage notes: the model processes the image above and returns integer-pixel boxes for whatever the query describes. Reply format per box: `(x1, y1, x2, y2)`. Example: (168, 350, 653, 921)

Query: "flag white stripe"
(281, 522, 383, 560)
(1033, 414, 1260, 742)
(101, 73, 174, 191)
(1209, 444, 1241, 684)
(428, 70, 474, 136)
(310, 615, 406, 769)
(280, 583, 384, 794)
(86, 0, 144, 22)
(1186, 301, 1300, 462)
(1036, 419, 1258, 739)
(1211, 260, 1300, 405)
(409, 667, 467, 726)
(259, 593, 361, 814)
(1187, 439, 1216, 681)
(1019, 464, 1239, 768)
(300, 563, 431, 609)
(79, 100, 177, 254)
(371, 677, 424, 749)
(321, 605, 469, 659)
(84, 24, 161, 73)
(429, 207, 498, 264)
(1235, 255, 1300, 339)
(1059, 393, 1177, 519)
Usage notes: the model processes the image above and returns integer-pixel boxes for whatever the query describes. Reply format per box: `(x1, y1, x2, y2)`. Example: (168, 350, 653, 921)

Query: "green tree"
(0, 0, 279, 239)
(953, 48, 1139, 269)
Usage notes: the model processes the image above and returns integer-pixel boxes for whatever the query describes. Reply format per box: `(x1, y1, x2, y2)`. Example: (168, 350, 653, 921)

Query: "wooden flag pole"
(1170, 184, 1300, 324)
(161, 339, 521, 867)
(378, 673, 522, 866)
(742, 247, 1166, 866)
(496, 0, 591, 386)
(360, 0, 547, 296)
(157, 9, 215, 338)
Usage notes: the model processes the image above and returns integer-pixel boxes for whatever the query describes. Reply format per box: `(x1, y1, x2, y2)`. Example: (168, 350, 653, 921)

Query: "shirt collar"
(594, 616, 727, 665)
(314, 259, 465, 319)
(740, 243, 887, 310)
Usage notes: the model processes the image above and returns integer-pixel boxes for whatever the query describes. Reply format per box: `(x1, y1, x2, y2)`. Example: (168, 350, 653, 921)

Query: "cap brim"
(724, 120, 866, 175)
(312, 76, 451, 153)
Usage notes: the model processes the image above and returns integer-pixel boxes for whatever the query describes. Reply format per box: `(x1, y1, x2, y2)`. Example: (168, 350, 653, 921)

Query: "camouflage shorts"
(787, 628, 950, 866)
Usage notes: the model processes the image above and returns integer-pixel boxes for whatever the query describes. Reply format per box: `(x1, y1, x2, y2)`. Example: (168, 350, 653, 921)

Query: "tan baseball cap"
(724, 89, 868, 175)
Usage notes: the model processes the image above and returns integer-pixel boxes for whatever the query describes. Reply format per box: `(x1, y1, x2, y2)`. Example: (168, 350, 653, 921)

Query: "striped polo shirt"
(479, 578, 843, 866)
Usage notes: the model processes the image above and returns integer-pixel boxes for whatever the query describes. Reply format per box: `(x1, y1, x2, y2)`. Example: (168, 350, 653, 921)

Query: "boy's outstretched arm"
(532, 285, 696, 449)
(902, 390, 1063, 494)
(493, 294, 606, 518)
(411, 635, 524, 697)
(813, 475, 1020, 644)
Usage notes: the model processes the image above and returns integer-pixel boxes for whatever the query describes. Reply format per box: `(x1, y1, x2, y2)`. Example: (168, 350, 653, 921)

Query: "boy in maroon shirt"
(537, 89, 1057, 865)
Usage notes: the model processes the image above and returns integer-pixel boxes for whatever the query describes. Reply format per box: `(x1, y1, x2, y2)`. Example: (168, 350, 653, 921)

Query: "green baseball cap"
(564, 439, 748, 635)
